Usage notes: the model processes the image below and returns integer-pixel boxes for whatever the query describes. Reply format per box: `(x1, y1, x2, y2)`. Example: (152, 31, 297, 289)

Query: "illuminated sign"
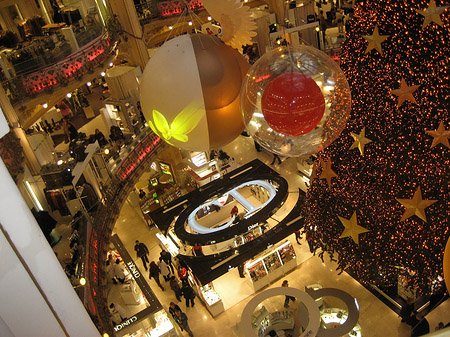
(126, 261, 141, 279)
(114, 316, 137, 331)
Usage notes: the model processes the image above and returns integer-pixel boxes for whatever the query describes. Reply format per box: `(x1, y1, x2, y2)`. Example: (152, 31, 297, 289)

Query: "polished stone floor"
(108, 134, 450, 337)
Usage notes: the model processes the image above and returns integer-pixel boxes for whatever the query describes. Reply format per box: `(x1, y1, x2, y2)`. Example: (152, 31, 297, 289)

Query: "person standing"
(411, 313, 430, 337)
(174, 308, 194, 337)
(270, 153, 282, 165)
(149, 261, 165, 291)
(295, 230, 302, 245)
(230, 205, 239, 217)
(109, 303, 127, 325)
(178, 265, 188, 283)
(282, 280, 295, 308)
(192, 245, 204, 257)
(335, 9, 344, 33)
(318, 10, 327, 48)
(182, 282, 196, 308)
(106, 260, 115, 284)
(160, 250, 175, 274)
(158, 257, 171, 281)
(170, 276, 183, 301)
(113, 259, 126, 284)
(134, 240, 149, 271)
(400, 298, 415, 326)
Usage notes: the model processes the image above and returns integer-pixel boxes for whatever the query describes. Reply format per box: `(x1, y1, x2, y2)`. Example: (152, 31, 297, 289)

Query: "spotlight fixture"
(42, 103, 48, 108)
(101, 71, 106, 76)
(66, 93, 72, 98)
(86, 81, 92, 87)
(207, 16, 212, 21)
(188, 21, 193, 26)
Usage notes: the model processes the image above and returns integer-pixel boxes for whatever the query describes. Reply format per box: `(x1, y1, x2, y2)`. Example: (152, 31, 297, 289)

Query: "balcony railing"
(2, 27, 112, 105)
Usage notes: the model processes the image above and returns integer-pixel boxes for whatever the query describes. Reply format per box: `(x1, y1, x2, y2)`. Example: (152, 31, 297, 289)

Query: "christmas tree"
(303, 0, 450, 296)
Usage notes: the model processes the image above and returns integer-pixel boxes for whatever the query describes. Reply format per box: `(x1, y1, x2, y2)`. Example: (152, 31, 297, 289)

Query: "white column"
(0, 123, 100, 336)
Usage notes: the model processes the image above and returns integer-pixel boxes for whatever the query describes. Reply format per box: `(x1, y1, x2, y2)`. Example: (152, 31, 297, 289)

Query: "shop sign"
(247, 224, 259, 231)
(114, 316, 137, 331)
(127, 261, 141, 279)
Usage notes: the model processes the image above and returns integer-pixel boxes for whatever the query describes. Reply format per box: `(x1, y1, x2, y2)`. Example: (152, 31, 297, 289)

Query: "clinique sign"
(114, 316, 137, 331)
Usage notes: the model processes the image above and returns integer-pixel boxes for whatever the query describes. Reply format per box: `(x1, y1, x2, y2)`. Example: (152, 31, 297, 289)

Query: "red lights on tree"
(261, 72, 325, 136)
(303, 0, 450, 296)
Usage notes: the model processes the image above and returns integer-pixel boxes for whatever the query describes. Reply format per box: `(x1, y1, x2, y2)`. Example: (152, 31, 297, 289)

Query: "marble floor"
(108, 134, 450, 337)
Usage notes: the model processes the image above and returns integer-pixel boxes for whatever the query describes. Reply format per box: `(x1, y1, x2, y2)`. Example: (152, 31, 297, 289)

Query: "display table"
(199, 283, 225, 317)
(121, 279, 140, 305)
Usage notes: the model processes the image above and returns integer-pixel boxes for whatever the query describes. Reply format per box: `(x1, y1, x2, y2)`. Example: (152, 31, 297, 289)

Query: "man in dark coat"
(134, 240, 149, 271)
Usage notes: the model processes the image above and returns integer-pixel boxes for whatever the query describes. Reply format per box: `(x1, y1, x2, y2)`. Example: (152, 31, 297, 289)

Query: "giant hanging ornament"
(140, 34, 249, 151)
(241, 45, 351, 157)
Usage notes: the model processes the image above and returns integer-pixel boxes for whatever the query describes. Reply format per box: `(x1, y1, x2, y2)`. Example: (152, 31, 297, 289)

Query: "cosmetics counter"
(246, 240, 297, 291)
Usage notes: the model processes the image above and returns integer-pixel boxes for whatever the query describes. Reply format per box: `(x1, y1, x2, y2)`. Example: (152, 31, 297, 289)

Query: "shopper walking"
(134, 240, 149, 271)
(169, 302, 182, 318)
(282, 280, 295, 308)
(182, 283, 196, 308)
(170, 276, 183, 301)
(270, 153, 282, 165)
(160, 250, 175, 274)
(174, 308, 194, 337)
(158, 257, 171, 281)
(149, 261, 165, 291)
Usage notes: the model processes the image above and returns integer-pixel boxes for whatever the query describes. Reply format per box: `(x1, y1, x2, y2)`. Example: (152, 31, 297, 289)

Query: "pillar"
(109, 0, 149, 70)
(0, 86, 41, 175)
(0, 148, 101, 336)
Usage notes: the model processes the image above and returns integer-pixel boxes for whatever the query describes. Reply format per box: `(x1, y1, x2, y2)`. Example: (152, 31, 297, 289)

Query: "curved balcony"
(3, 30, 115, 129)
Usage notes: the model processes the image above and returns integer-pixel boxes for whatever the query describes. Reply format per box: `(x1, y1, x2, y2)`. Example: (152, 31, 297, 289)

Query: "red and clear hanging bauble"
(240, 45, 351, 157)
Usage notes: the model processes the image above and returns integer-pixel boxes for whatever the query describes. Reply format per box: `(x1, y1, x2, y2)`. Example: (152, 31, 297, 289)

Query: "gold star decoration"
(396, 186, 437, 222)
(349, 127, 373, 155)
(416, 0, 449, 29)
(319, 157, 337, 188)
(338, 211, 369, 244)
(390, 78, 420, 107)
(425, 121, 450, 148)
(363, 25, 389, 55)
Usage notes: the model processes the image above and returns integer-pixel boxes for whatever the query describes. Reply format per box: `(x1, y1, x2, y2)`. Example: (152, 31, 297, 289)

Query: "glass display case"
(263, 252, 282, 273)
(246, 240, 297, 291)
(200, 283, 221, 306)
(116, 309, 175, 337)
(279, 242, 295, 264)
(247, 260, 268, 282)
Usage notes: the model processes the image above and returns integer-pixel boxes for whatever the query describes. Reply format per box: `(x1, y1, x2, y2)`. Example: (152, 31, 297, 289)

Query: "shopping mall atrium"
(0, 0, 449, 336)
